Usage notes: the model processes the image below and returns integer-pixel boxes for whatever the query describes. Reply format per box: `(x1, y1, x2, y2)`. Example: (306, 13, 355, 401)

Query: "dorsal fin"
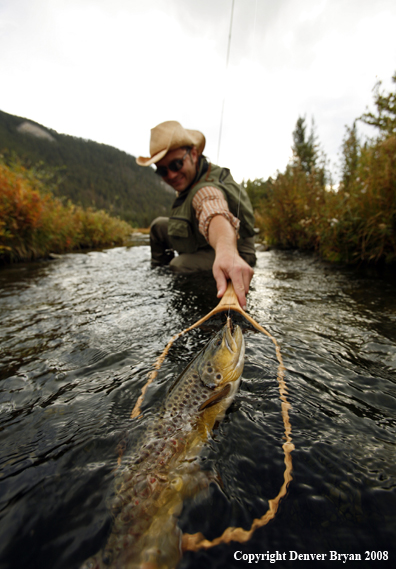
(199, 384, 231, 411)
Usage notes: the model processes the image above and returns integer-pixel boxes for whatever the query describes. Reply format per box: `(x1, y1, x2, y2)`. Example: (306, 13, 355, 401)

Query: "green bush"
(253, 73, 396, 265)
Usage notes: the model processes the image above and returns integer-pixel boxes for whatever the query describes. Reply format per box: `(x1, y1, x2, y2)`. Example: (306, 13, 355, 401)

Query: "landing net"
(131, 282, 294, 550)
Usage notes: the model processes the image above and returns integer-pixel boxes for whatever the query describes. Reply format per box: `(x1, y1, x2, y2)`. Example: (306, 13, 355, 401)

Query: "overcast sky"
(1, 0, 395, 183)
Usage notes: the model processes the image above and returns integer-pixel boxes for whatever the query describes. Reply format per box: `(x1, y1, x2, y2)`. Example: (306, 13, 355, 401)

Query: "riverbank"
(0, 160, 135, 264)
(249, 134, 396, 267)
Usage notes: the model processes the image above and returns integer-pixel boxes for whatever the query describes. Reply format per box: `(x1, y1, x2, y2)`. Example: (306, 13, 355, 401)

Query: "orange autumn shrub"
(0, 161, 132, 263)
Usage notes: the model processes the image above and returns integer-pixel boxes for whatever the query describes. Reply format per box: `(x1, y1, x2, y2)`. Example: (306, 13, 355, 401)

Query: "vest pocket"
(168, 217, 190, 238)
(168, 217, 198, 254)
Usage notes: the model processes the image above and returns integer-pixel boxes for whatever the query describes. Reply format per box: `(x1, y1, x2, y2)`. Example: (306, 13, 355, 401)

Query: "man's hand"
(213, 252, 253, 310)
(208, 215, 254, 309)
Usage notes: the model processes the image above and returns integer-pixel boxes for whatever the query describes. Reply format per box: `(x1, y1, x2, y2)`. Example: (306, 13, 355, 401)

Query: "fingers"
(213, 257, 253, 310)
(232, 277, 247, 310)
(213, 264, 228, 299)
(232, 261, 254, 309)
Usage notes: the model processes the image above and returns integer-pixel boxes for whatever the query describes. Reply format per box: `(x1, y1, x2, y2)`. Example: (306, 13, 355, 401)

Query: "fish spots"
(122, 512, 133, 523)
(134, 452, 147, 464)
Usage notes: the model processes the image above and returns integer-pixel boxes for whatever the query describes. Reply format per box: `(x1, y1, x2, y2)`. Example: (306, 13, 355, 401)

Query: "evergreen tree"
(340, 121, 359, 189)
(292, 115, 327, 187)
(292, 116, 317, 174)
(360, 71, 396, 136)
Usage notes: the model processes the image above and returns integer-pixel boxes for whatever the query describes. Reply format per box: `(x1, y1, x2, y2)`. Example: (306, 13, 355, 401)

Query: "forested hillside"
(0, 110, 174, 226)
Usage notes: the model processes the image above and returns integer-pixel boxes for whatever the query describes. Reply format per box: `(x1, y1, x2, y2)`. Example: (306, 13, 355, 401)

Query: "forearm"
(207, 214, 238, 257)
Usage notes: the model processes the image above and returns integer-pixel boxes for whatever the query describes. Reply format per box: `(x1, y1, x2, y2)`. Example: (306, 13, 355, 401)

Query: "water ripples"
(0, 247, 395, 568)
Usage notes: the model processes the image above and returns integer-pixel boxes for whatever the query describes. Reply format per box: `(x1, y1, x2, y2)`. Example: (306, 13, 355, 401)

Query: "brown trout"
(81, 319, 245, 569)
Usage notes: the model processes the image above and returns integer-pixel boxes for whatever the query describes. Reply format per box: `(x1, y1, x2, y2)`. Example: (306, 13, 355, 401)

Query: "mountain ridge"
(0, 109, 174, 227)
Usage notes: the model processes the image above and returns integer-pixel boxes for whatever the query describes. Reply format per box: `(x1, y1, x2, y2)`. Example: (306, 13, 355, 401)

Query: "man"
(136, 121, 256, 309)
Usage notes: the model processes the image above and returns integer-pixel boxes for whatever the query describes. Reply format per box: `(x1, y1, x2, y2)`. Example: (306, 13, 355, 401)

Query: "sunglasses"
(155, 150, 190, 177)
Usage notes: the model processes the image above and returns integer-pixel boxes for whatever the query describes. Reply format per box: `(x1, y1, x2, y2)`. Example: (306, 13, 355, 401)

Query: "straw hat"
(136, 121, 206, 166)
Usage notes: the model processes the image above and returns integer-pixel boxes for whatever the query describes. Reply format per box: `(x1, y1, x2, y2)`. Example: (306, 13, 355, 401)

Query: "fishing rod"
(217, 0, 235, 164)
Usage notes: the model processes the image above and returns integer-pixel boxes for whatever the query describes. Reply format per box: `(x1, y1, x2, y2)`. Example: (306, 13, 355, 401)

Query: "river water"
(0, 241, 395, 569)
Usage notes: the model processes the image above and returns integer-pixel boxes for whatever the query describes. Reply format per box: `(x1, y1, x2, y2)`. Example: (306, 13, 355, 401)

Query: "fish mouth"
(224, 318, 243, 354)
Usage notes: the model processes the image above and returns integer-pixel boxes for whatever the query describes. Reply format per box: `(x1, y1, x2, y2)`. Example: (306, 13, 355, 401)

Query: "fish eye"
(216, 374, 222, 380)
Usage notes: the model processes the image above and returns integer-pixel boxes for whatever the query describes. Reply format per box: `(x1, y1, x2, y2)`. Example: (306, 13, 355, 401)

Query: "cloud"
(0, 0, 395, 183)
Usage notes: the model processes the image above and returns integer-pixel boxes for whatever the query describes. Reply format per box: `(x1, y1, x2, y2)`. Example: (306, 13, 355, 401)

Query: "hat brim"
(136, 148, 168, 167)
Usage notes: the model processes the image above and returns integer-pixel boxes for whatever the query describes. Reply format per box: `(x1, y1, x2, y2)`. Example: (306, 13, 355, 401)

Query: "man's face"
(156, 147, 198, 192)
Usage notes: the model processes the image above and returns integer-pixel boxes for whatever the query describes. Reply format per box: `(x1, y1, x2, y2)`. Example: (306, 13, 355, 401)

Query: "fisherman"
(136, 121, 256, 309)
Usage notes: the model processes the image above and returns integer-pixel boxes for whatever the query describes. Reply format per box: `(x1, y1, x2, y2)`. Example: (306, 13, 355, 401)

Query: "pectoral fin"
(199, 384, 231, 411)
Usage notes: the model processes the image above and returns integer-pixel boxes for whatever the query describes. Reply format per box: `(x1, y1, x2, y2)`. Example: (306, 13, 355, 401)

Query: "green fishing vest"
(168, 159, 255, 255)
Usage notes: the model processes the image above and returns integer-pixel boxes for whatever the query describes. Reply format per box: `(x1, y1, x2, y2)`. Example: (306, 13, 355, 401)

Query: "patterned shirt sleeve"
(192, 186, 240, 241)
